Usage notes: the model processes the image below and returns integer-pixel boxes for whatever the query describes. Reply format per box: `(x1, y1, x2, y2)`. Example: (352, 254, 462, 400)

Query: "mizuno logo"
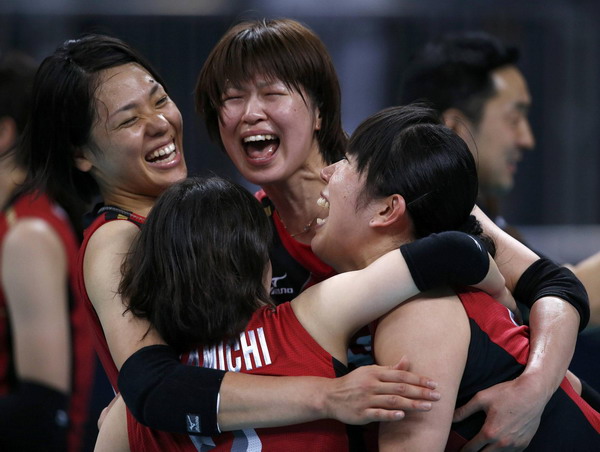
(186, 414, 201, 433)
(271, 273, 287, 288)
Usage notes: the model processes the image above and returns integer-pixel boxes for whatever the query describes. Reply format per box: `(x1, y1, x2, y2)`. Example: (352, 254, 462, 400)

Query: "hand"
(496, 287, 522, 324)
(454, 376, 545, 451)
(98, 394, 121, 430)
(325, 356, 441, 424)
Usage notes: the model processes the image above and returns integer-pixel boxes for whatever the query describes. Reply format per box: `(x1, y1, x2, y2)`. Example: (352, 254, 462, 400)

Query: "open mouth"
(316, 196, 330, 226)
(242, 134, 280, 161)
(146, 142, 176, 163)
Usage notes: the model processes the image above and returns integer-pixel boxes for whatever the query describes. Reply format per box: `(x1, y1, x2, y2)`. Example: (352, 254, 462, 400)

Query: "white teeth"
(243, 134, 277, 143)
(317, 197, 330, 209)
(316, 218, 325, 225)
(148, 142, 175, 161)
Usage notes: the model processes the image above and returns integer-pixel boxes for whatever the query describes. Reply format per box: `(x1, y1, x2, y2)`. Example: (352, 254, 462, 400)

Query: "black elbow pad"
(514, 258, 590, 331)
(118, 345, 225, 436)
(400, 231, 490, 291)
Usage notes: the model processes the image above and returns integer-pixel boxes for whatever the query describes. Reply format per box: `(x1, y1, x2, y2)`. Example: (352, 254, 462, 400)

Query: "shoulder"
(376, 289, 469, 348)
(3, 217, 65, 262)
(82, 219, 140, 288)
(86, 218, 140, 257)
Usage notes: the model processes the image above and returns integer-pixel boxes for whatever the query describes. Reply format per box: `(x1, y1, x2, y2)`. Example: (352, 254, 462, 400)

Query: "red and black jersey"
(127, 302, 360, 451)
(255, 191, 373, 369)
(255, 190, 336, 305)
(75, 205, 145, 390)
(447, 289, 600, 451)
(0, 192, 95, 452)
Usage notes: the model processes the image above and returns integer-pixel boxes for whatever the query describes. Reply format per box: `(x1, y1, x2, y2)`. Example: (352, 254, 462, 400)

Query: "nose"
(241, 97, 267, 124)
(517, 118, 535, 150)
(320, 162, 337, 182)
(147, 112, 170, 136)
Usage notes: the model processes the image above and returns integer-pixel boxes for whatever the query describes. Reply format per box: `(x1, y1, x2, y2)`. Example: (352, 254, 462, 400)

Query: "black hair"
(120, 176, 273, 352)
(348, 103, 494, 254)
(400, 31, 519, 124)
(196, 18, 346, 164)
(18, 34, 167, 235)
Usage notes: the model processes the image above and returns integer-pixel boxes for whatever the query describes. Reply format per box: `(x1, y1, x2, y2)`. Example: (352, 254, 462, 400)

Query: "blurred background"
(2, 0, 600, 263)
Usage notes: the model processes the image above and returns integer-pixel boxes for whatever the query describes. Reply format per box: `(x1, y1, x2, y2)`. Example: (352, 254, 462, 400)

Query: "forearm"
(218, 372, 328, 430)
(522, 297, 579, 398)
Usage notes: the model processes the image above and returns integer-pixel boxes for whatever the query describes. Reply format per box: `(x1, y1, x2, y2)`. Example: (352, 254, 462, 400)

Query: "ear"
(442, 108, 468, 130)
(0, 116, 18, 154)
(369, 194, 407, 229)
(314, 107, 322, 131)
(441, 108, 473, 143)
(74, 147, 93, 173)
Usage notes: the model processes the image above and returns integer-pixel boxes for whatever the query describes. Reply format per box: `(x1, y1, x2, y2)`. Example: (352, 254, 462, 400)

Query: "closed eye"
(156, 95, 169, 107)
(119, 117, 138, 127)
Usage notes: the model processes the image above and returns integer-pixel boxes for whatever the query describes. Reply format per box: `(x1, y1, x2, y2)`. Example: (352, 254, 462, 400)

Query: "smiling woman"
(196, 18, 347, 306)
(74, 62, 186, 209)
(22, 33, 444, 450)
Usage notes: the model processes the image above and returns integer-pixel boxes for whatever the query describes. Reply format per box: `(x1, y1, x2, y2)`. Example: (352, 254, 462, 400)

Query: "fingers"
(454, 397, 484, 422)
(460, 433, 492, 452)
(369, 392, 438, 412)
(361, 408, 405, 423)
(97, 394, 121, 429)
(375, 363, 439, 391)
(461, 434, 522, 452)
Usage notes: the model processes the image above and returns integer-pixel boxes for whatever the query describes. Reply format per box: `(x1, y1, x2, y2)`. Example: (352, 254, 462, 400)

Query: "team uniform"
(446, 289, 600, 450)
(257, 191, 336, 304)
(75, 205, 145, 390)
(257, 191, 373, 367)
(0, 192, 95, 452)
(127, 302, 361, 452)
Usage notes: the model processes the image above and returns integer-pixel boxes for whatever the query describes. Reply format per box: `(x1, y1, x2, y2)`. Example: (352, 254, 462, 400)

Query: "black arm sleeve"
(0, 381, 68, 452)
(513, 257, 590, 331)
(400, 231, 490, 292)
(118, 344, 226, 436)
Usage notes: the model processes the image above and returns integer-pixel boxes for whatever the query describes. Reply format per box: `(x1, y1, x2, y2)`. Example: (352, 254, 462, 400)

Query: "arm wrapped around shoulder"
(514, 258, 590, 331)
(118, 344, 226, 436)
(400, 231, 490, 292)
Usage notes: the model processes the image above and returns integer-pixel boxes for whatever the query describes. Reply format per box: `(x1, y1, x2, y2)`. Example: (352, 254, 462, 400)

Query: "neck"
(263, 158, 328, 245)
(100, 190, 156, 218)
(336, 232, 410, 273)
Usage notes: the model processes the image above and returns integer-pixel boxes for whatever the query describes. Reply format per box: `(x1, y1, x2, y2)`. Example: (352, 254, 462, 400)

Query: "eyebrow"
(224, 78, 282, 91)
(109, 83, 160, 119)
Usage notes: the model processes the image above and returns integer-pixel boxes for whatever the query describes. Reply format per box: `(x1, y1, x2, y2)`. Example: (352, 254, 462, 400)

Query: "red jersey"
(127, 302, 353, 452)
(0, 192, 95, 452)
(75, 205, 145, 390)
(255, 190, 336, 304)
(448, 289, 600, 450)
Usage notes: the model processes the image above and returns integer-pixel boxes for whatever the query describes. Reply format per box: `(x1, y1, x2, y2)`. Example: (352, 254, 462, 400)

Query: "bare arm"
(83, 220, 158, 368)
(375, 292, 470, 451)
(293, 249, 419, 361)
(90, 221, 438, 433)
(95, 395, 129, 452)
(294, 233, 502, 362)
(2, 219, 70, 392)
(218, 360, 438, 430)
(459, 206, 580, 450)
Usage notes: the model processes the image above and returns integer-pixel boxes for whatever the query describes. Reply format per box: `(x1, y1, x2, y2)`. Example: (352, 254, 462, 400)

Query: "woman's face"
(217, 76, 322, 186)
(78, 63, 187, 200)
(311, 156, 378, 271)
